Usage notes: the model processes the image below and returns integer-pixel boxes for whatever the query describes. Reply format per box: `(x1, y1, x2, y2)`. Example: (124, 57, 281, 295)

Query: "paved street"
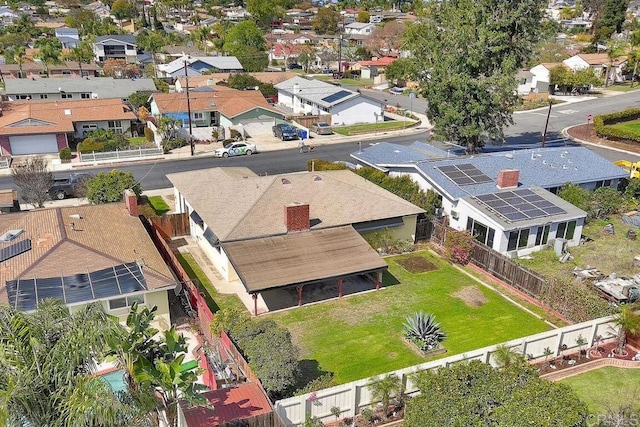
(1, 90, 639, 192)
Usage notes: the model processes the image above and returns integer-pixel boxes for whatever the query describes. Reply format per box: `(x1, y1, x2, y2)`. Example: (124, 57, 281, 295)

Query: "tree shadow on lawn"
(294, 359, 335, 392)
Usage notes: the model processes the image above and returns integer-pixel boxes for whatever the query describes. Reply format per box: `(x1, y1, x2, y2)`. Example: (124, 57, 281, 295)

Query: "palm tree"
(5, 45, 26, 78)
(34, 38, 62, 77)
(613, 304, 640, 355)
(0, 299, 141, 426)
(492, 344, 524, 368)
(368, 374, 401, 421)
(65, 39, 95, 77)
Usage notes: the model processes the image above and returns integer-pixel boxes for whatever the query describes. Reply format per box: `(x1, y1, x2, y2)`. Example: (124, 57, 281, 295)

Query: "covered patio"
(223, 226, 388, 315)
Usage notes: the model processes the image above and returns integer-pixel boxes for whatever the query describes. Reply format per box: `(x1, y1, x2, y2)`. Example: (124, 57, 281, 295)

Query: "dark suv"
(272, 124, 299, 141)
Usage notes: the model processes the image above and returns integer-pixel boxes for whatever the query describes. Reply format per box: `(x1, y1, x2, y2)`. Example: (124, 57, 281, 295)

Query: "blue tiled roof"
(351, 141, 451, 168)
(416, 146, 627, 200)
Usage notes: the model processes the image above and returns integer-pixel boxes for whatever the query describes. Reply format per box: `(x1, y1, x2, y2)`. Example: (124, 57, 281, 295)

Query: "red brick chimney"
(124, 189, 138, 216)
(497, 170, 519, 189)
(284, 203, 310, 232)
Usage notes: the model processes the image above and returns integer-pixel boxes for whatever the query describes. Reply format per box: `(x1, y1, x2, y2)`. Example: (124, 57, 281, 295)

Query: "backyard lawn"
(517, 217, 640, 280)
(148, 196, 170, 216)
(560, 367, 640, 414)
(265, 251, 551, 384)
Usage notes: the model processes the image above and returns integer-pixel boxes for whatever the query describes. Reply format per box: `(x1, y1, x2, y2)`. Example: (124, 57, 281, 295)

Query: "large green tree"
(404, 361, 589, 427)
(0, 300, 144, 427)
(34, 37, 63, 77)
(594, 0, 630, 40)
(312, 6, 340, 35)
(86, 170, 142, 204)
(223, 21, 268, 71)
(402, 0, 546, 153)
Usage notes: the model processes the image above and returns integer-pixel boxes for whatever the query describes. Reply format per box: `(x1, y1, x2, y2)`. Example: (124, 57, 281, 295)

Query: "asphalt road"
(2, 90, 639, 191)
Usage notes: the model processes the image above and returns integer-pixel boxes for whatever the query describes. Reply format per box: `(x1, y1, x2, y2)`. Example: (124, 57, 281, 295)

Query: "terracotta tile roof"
(177, 72, 298, 88)
(270, 43, 308, 56)
(0, 190, 16, 208)
(180, 383, 273, 426)
(0, 204, 175, 305)
(152, 88, 281, 119)
(358, 57, 397, 67)
(0, 98, 136, 136)
(539, 62, 568, 70)
(576, 53, 627, 66)
(167, 168, 424, 242)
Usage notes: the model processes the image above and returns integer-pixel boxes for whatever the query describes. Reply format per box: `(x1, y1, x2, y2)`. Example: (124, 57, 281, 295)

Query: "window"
(108, 294, 144, 311)
(81, 93, 91, 99)
(556, 220, 576, 240)
(535, 225, 550, 246)
(595, 180, 612, 189)
(61, 93, 73, 99)
(108, 120, 123, 133)
(466, 218, 495, 248)
(193, 112, 204, 120)
(507, 229, 530, 251)
(62, 70, 71, 75)
(40, 94, 48, 99)
(16, 95, 29, 100)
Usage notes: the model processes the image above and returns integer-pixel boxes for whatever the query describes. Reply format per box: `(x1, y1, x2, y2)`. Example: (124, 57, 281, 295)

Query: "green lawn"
(147, 196, 170, 216)
(265, 251, 551, 384)
(175, 253, 245, 313)
(605, 83, 640, 93)
(129, 137, 151, 147)
(560, 367, 640, 414)
(334, 121, 415, 136)
(609, 119, 640, 134)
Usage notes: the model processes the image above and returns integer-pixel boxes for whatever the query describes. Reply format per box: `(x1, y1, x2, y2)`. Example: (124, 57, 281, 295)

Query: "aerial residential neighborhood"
(2, 0, 640, 426)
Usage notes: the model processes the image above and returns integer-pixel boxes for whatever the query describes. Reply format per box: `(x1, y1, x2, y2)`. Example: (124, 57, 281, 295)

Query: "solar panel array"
(437, 164, 493, 186)
(475, 189, 566, 222)
(6, 262, 147, 311)
(0, 239, 32, 263)
(321, 90, 352, 104)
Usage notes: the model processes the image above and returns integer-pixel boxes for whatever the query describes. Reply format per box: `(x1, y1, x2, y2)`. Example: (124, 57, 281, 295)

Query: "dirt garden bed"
(535, 341, 640, 376)
(567, 124, 640, 155)
(396, 256, 438, 274)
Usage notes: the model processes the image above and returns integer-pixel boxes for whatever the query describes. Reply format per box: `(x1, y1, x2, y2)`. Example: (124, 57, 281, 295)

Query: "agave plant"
(403, 311, 446, 351)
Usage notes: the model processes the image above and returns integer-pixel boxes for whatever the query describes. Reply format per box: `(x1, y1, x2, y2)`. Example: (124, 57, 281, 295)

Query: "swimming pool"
(99, 369, 127, 393)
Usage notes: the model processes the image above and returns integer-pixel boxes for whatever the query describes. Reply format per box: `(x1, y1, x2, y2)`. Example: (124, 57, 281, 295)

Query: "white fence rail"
(0, 158, 10, 169)
(274, 315, 618, 426)
(79, 147, 163, 163)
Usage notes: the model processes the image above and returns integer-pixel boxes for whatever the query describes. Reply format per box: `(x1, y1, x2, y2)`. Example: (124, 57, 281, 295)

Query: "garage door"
(9, 134, 59, 155)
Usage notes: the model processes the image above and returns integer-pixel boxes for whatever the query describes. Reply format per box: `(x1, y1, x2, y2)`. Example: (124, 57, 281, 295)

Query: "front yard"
(560, 367, 640, 414)
(265, 251, 551, 384)
(333, 121, 416, 136)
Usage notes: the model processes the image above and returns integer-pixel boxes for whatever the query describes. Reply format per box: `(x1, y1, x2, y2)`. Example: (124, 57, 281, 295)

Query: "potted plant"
(575, 335, 587, 360)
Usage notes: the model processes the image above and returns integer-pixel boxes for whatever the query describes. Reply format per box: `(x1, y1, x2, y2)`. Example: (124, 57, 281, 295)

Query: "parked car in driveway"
(310, 122, 333, 135)
(272, 124, 299, 141)
(213, 142, 257, 158)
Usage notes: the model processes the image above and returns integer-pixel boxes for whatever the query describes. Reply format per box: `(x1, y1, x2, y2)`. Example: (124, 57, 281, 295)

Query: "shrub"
(558, 183, 591, 212)
(444, 230, 474, 265)
(211, 130, 218, 141)
(59, 147, 72, 161)
(593, 108, 640, 142)
(229, 129, 242, 141)
(403, 312, 446, 352)
(86, 170, 142, 204)
(77, 138, 105, 153)
(590, 187, 626, 219)
(144, 126, 154, 142)
(306, 159, 347, 171)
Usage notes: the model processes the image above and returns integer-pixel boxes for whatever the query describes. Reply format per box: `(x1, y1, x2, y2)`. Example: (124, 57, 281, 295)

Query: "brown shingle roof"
(577, 53, 627, 66)
(0, 204, 175, 305)
(167, 168, 425, 242)
(177, 72, 298, 88)
(0, 98, 136, 136)
(151, 88, 281, 119)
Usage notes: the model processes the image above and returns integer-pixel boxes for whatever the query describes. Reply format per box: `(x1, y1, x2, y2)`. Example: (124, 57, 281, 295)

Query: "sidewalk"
(0, 112, 432, 177)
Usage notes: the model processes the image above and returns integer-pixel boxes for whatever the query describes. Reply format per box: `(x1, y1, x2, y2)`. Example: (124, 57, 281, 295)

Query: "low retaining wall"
(541, 357, 640, 381)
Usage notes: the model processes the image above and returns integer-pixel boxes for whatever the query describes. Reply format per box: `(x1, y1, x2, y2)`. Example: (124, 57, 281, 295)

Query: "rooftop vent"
(0, 229, 24, 243)
(64, 109, 72, 116)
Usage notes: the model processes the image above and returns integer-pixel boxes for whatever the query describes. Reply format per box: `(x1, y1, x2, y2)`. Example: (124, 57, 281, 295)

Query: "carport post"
(297, 285, 304, 306)
(252, 293, 258, 316)
(375, 271, 382, 290)
(338, 279, 343, 298)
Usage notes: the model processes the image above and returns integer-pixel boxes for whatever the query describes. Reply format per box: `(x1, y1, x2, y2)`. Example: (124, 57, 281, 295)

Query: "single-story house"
(150, 86, 283, 128)
(55, 26, 79, 48)
(4, 77, 157, 101)
(344, 22, 376, 35)
(529, 62, 567, 92)
(0, 201, 177, 329)
(563, 53, 628, 83)
(352, 143, 628, 257)
(174, 71, 298, 92)
(0, 61, 100, 80)
(167, 168, 424, 315)
(156, 55, 244, 79)
(275, 76, 384, 125)
(94, 35, 138, 63)
(356, 56, 396, 79)
(0, 98, 137, 155)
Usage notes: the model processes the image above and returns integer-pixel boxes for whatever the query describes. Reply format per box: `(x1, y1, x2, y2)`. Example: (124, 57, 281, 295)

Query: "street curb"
(562, 125, 639, 157)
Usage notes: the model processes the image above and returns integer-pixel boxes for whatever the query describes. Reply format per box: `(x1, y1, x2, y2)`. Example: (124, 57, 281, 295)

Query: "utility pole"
(184, 60, 194, 156)
(541, 99, 552, 148)
(338, 16, 344, 75)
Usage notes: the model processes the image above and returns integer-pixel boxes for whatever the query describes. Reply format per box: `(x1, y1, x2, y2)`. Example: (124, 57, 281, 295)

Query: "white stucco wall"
(330, 96, 382, 126)
(360, 215, 418, 243)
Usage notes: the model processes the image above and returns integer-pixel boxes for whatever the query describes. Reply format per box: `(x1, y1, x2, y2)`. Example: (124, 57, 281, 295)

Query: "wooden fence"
(415, 218, 434, 241)
(150, 213, 190, 239)
(426, 219, 546, 298)
(222, 412, 286, 427)
(220, 331, 262, 386)
(287, 114, 332, 128)
(468, 240, 546, 297)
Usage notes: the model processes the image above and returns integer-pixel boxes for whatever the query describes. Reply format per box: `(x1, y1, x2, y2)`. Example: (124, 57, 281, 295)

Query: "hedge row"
(593, 107, 640, 142)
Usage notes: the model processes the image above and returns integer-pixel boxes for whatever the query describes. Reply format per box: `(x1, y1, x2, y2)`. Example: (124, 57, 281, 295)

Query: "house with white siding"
(275, 76, 383, 125)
